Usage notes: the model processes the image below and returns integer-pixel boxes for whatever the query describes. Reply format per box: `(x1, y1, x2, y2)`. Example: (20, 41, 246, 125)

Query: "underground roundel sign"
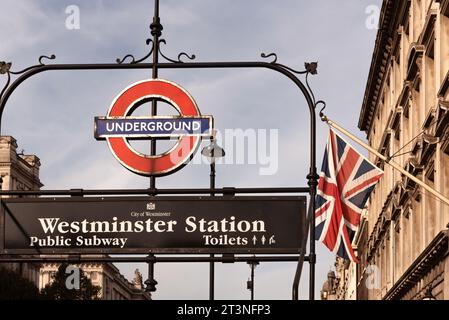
(94, 79, 213, 176)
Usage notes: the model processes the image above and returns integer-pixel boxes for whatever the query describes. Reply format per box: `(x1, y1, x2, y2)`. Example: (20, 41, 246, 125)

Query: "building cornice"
(383, 230, 448, 300)
(358, 0, 404, 134)
(360, 0, 447, 136)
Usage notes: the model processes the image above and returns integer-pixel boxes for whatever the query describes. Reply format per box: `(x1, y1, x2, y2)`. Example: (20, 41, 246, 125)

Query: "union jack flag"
(315, 129, 383, 262)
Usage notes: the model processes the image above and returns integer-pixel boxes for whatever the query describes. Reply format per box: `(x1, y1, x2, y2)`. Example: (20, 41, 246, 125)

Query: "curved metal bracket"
(116, 39, 154, 64)
(0, 54, 56, 108)
(316, 100, 327, 121)
(158, 39, 196, 63)
(260, 52, 278, 63)
(114, 38, 197, 65)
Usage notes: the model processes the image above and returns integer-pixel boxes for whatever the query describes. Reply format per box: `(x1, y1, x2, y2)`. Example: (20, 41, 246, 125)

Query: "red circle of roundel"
(106, 79, 201, 176)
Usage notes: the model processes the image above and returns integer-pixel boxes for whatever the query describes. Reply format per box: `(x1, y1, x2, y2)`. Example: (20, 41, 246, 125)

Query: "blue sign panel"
(95, 116, 213, 139)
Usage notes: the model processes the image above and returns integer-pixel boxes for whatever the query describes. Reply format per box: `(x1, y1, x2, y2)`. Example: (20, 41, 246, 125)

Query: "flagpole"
(320, 114, 449, 207)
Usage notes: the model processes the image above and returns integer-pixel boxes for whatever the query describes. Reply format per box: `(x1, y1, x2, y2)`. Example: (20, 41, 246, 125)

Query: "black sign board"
(0, 196, 306, 254)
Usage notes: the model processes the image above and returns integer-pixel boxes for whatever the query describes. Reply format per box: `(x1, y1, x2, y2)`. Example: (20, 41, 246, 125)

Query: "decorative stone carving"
(133, 269, 143, 290)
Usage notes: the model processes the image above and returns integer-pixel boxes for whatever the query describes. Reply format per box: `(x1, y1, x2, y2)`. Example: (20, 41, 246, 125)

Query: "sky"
(0, 0, 382, 299)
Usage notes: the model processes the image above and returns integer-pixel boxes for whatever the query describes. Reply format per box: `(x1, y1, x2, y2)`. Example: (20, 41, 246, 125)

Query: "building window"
(424, 157, 437, 242)
(385, 232, 391, 288)
(412, 82, 422, 138)
(442, 144, 449, 230)
(442, 131, 449, 156)
(393, 222, 401, 281)
(404, 12, 410, 36)
(413, 0, 423, 39)
(441, 14, 449, 80)
(425, 160, 435, 182)
(443, 0, 449, 17)
(404, 100, 410, 119)
(390, 110, 402, 163)
(425, 35, 436, 116)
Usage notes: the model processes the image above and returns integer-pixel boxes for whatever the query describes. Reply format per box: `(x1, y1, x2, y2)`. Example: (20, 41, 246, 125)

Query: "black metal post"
(144, 253, 158, 293)
(247, 259, 259, 300)
(307, 74, 318, 301)
(307, 168, 318, 301)
(251, 263, 255, 300)
(291, 73, 317, 300)
(145, 0, 162, 293)
(149, 0, 161, 189)
(209, 147, 216, 300)
(210, 162, 216, 195)
(202, 133, 225, 300)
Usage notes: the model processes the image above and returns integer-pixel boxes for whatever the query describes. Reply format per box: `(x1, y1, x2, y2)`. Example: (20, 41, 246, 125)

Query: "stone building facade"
(321, 257, 357, 300)
(40, 263, 151, 300)
(320, 270, 338, 300)
(0, 136, 42, 286)
(356, 0, 449, 300)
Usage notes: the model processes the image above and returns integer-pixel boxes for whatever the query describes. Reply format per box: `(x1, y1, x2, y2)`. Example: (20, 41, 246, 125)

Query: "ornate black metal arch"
(0, 0, 323, 300)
